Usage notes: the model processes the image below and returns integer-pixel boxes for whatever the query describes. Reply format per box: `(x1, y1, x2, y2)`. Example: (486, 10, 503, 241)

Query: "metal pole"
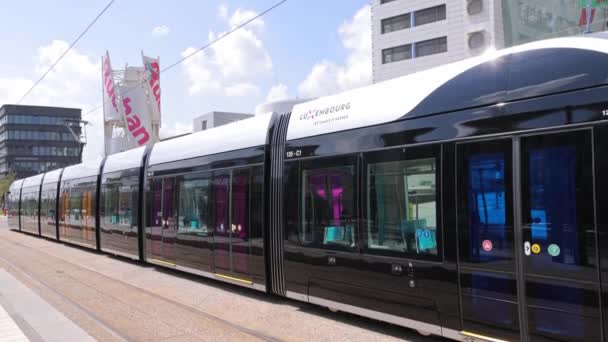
(586, 0, 592, 34)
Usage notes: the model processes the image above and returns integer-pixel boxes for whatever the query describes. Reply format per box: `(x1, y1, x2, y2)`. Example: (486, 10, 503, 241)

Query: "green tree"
(0, 173, 16, 197)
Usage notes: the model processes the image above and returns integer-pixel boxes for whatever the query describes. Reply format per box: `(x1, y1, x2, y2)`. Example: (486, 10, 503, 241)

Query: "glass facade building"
(503, 1, 608, 47)
(0, 104, 82, 178)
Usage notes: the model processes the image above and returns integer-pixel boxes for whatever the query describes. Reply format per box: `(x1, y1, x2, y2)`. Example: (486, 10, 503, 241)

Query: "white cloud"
(225, 83, 260, 97)
(181, 6, 272, 97)
(298, 61, 340, 99)
(159, 120, 192, 139)
(218, 4, 229, 20)
(0, 40, 103, 161)
(265, 83, 289, 103)
(0, 78, 34, 107)
(228, 8, 264, 30)
(298, 5, 372, 98)
(152, 25, 170, 37)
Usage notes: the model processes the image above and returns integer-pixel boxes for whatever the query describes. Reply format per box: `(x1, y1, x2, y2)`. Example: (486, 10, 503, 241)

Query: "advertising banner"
(102, 51, 123, 122)
(117, 70, 154, 146)
(142, 54, 161, 123)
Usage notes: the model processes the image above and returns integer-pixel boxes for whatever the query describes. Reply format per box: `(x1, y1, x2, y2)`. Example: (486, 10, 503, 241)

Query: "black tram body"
(8, 34, 608, 341)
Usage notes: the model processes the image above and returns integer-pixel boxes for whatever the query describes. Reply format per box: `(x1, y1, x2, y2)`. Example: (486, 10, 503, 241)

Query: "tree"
(0, 173, 16, 198)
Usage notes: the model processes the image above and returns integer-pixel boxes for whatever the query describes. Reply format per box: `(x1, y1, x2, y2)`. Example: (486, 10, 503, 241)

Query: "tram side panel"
(19, 175, 45, 236)
(280, 124, 461, 334)
(99, 168, 141, 260)
(144, 156, 267, 289)
(59, 176, 99, 249)
(142, 114, 274, 290)
(20, 185, 40, 235)
(40, 182, 60, 239)
(594, 124, 608, 342)
(7, 181, 22, 230)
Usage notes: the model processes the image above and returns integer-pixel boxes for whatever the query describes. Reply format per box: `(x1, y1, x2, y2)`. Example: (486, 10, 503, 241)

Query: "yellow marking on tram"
(461, 331, 508, 342)
(149, 259, 176, 267)
(214, 273, 253, 285)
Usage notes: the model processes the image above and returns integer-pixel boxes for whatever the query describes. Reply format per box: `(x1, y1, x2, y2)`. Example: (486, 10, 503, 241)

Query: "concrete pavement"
(0, 218, 446, 341)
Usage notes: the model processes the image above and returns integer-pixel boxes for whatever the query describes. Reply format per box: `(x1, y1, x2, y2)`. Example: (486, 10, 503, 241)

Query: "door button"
(328, 256, 336, 265)
(524, 241, 531, 256)
(407, 262, 415, 277)
(391, 264, 403, 275)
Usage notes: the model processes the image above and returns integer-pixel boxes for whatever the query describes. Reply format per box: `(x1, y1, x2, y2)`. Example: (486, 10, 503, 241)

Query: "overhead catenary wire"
(162, 0, 289, 73)
(85, 0, 289, 115)
(16, 0, 116, 105)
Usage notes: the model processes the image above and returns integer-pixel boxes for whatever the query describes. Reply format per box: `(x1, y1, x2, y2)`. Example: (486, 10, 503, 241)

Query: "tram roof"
(42, 168, 63, 185)
(9, 179, 23, 192)
(21, 173, 44, 189)
(287, 35, 608, 141)
(148, 112, 273, 167)
(61, 159, 102, 181)
(103, 146, 146, 175)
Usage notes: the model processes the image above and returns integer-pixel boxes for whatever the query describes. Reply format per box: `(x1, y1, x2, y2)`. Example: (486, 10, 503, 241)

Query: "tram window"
(367, 158, 438, 256)
(231, 169, 250, 240)
(250, 166, 264, 241)
(69, 188, 81, 222)
(458, 140, 514, 266)
(177, 173, 210, 234)
(521, 131, 596, 279)
(102, 184, 118, 225)
(42, 188, 57, 220)
(102, 175, 138, 228)
(117, 186, 135, 226)
(301, 165, 357, 249)
(212, 173, 230, 235)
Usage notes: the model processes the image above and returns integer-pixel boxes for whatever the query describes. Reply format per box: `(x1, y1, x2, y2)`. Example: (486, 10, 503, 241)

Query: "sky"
(0, 0, 372, 161)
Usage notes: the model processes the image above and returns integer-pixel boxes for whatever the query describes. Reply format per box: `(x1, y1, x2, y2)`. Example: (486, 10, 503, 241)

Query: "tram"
(8, 33, 608, 341)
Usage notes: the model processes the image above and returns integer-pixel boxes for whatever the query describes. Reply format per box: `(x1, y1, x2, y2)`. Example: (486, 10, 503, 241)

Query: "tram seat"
(323, 225, 355, 247)
(402, 219, 437, 252)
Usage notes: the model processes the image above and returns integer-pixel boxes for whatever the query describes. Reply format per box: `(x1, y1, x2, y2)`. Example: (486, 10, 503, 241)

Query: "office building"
(0, 105, 83, 179)
(193, 111, 253, 132)
(372, 0, 608, 82)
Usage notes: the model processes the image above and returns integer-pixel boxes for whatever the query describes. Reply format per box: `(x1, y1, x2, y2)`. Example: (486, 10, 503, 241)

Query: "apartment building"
(372, 0, 608, 82)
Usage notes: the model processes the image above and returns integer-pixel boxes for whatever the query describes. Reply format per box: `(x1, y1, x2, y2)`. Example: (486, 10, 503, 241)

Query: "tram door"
(212, 170, 251, 281)
(456, 130, 601, 342)
(149, 178, 177, 265)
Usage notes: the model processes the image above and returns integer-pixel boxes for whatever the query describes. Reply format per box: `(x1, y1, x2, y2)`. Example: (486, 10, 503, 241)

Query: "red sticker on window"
(482, 240, 493, 252)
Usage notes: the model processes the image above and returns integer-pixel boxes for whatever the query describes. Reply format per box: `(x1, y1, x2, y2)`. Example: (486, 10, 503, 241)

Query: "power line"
(162, 0, 289, 72)
(84, 0, 289, 116)
(16, 0, 115, 105)
(86, 104, 103, 115)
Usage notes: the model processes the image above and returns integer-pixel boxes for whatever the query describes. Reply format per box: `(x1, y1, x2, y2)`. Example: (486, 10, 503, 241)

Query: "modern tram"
(8, 34, 608, 341)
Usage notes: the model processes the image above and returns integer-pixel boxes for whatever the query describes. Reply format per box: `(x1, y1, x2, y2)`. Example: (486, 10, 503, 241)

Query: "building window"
(382, 13, 411, 34)
(380, 0, 397, 4)
(382, 44, 412, 64)
(202, 120, 207, 131)
(414, 4, 446, 27)
(415, 36, 448, 57)
(5, 115, 70, 126)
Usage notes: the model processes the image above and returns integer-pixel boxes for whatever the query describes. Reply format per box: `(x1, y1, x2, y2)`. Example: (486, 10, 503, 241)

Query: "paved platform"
(0, 269, 93, 342)
(0, 218, 445, 341)
(0, 301, 28, 342)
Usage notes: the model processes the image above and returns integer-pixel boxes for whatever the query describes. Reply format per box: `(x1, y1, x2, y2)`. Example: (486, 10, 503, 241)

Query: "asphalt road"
(0, 220, 447, 341)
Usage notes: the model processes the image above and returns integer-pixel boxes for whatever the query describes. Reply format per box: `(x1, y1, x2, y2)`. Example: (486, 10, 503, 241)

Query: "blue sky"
(0, 0, 372, 159)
